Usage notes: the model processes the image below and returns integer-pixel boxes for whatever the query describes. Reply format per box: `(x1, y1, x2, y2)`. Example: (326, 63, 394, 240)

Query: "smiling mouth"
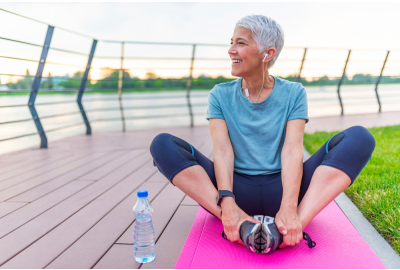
(232, 59, 242, 64)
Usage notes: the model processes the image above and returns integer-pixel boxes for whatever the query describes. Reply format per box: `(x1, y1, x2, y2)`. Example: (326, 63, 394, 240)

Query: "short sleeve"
(287, 85, 309, 123)
(206, 91, 225, 121)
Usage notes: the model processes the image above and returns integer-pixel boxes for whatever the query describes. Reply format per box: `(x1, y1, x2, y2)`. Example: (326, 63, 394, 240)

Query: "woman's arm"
(209, 118, 235, 193)
(275, 118, 306, 247)
(209, 118, 260, 245)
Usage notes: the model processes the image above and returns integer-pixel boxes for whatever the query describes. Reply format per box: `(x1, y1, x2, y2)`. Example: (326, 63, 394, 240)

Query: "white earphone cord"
(255, 60, 266, 103)
(244, 54, 267, 103)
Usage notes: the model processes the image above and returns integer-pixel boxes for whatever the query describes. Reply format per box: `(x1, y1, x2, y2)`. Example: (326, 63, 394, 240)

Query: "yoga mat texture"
(175, 201, 385, 269)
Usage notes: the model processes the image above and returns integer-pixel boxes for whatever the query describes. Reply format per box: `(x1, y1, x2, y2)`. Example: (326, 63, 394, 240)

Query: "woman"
(150, 15, 375, 254)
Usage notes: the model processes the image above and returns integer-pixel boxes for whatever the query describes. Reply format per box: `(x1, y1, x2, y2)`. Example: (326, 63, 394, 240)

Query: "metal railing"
(0, 8, 400, 150)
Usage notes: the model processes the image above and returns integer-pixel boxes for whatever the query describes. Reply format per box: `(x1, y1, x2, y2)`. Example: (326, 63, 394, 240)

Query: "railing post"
(375, 50, 389, 113)
(186, 44, 196, 127)
(77, 39, 97, 135)
(337, 50, 351, 116)
(29, 25, 54, 148)
(297, 48, 307, 83)
(118, 42, 126, 132)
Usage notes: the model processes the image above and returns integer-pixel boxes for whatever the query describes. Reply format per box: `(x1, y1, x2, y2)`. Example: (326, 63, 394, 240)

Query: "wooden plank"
(116, 182, 186, 245)
(2, 181, 166, 269)
(8, 151, 133, 203)
(45, 181, 169, 269)
(94, 184, 188, 269)
(0, 125, 213, 268)
(181, 195, 199, 206)
(0, 180, 94, 238)
(0, 153, 154, 266)
(77, 150, 144, 180)
(0, 153, 72, 184)
(0, 148, 68, 163)
(0, 154, 85, 191)
(93, 244, 141, 269)
(0, 152, 105, 202)
(0, 154, 155, 264)
(140, 205, 199, 269)
(0, 202, 28, 219)
(0, 156, 54, 174)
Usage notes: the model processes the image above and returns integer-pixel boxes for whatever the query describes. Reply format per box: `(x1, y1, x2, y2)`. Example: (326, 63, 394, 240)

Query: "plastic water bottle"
(133, 190, 155, 263)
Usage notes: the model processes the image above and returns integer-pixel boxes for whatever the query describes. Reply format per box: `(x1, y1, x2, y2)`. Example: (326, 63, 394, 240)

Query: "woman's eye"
(239, 42, 245, 45)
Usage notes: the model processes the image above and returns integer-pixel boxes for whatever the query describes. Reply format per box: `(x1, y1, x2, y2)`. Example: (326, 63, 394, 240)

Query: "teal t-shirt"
(206, 76, 309, 175)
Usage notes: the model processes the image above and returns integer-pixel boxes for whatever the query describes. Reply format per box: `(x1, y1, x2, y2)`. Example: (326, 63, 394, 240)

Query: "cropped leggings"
(150, 125, 375, 218)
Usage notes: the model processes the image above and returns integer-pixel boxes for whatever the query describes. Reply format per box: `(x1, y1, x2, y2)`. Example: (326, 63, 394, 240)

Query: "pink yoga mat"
(175, 201, 385, 269)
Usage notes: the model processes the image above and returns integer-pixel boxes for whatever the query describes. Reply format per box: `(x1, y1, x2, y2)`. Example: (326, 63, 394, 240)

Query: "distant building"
(52, 74, 71, 86)
(0, 85, 9, 91)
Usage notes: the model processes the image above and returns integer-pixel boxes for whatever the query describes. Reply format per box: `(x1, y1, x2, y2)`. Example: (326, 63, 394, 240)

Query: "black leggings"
(150, 125, 375, 217)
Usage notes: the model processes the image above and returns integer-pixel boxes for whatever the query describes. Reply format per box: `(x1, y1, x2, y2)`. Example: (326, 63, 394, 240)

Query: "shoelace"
(303, 232, 316, 248)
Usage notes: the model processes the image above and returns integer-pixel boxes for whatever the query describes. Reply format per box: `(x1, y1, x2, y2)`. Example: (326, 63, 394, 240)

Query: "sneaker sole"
(245, 223, 270, 254)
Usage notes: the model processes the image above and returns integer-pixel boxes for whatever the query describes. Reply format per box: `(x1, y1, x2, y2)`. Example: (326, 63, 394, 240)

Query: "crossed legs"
(172, 162, 351, 230)
(151, 126, 374, 235)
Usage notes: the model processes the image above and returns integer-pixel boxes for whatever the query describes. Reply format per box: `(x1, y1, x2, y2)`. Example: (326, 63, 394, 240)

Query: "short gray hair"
(235, 15, 284, 68)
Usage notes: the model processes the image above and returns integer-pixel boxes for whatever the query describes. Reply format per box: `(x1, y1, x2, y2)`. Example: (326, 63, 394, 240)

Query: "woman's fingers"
(296, 229, 302, 245)
(275, 218, 287, 235)
(223, 221, 239, 243)
(225, 225, 234, 241)
(248, 216, 261, 224)
(290, 230, 295, 246)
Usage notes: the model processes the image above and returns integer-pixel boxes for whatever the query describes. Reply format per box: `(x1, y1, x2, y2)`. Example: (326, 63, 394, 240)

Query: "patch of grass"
(304, 125, 400, 255)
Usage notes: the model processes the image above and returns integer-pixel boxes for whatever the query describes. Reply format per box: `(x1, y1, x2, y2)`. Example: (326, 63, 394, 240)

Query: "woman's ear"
(267, 48, 277, 59)
(262, 48, 277, 63)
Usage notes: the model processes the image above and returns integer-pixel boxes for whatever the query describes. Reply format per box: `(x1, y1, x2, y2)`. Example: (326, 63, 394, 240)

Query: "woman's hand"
(275, 205, 303, 248)
(220, 197, 261, 246)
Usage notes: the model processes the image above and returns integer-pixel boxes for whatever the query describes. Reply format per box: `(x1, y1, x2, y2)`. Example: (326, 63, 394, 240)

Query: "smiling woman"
(149, 14, 376, 256)
(228, 15, 284, 103)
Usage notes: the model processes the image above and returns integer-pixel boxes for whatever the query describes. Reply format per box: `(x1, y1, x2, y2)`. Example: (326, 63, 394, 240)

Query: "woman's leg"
(297, 165, 351, 228)
(150, 133, 263, 220)
(296, 125, 375, 229)
(150, 133, 222, 219)
(173, 165, 223, 219)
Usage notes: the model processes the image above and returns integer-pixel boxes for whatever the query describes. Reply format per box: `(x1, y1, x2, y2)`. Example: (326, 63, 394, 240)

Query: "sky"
(1, 2, 400, 81)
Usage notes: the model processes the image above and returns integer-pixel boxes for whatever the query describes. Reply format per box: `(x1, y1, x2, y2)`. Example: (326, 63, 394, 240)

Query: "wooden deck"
(0, 125, 212, 269)
(0, 110, 399, 269)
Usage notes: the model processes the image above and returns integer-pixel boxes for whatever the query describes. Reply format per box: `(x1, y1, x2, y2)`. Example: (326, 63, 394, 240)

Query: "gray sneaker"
(239, 215, 283, 254)
(262, 216, 282, 253)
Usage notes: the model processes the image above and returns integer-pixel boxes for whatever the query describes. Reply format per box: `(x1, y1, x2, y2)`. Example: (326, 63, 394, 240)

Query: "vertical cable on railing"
(186, 44, 196, 127)
(337, 50, 351, 115)
(375, 50, 390, 113)
(297, 48, 307, 83)
(29, 25, 54, 148)
(118, 42, 126, 131)
(77, 39, 97, 135)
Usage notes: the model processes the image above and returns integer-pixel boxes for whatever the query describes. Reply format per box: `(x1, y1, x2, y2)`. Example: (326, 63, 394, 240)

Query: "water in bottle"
(133, 190, 155, 263)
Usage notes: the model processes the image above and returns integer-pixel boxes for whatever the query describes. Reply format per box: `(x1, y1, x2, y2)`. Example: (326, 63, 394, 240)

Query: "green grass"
(304, 125, 400, 255)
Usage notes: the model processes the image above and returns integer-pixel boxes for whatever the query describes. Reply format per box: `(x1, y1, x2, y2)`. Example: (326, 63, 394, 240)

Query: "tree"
(146, 71, 157, 79)
(41, 72, 54, 89)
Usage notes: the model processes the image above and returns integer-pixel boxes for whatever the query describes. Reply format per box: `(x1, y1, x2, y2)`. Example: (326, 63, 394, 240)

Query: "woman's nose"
(228, 44, 237, 55)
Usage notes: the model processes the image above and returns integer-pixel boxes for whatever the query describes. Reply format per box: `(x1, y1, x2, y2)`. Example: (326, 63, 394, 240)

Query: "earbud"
(262, 53, 269, 62)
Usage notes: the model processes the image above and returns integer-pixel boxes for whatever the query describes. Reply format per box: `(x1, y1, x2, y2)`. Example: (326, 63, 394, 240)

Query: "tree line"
(3, 69, 400, 92)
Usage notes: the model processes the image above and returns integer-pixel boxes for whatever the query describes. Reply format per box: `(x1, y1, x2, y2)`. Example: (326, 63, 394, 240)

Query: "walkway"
(0, 111, 399, 268)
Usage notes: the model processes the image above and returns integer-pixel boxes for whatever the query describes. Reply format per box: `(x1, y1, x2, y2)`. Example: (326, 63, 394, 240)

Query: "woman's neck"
(242, 67, 274, 97)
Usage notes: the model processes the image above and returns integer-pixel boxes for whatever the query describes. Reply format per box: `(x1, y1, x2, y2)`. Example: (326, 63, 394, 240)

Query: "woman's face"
(228, 27, 262, 77)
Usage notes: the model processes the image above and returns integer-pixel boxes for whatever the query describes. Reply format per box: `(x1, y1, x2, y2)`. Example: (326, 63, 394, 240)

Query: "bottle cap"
(137, 190, 148, 197)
